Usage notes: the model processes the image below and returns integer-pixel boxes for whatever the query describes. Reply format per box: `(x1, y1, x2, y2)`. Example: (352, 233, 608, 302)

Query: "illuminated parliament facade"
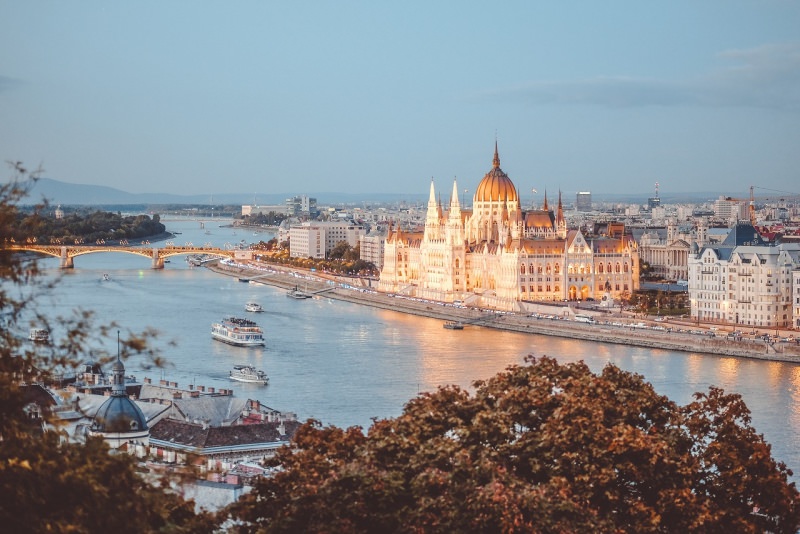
(377, 144, 640, 311)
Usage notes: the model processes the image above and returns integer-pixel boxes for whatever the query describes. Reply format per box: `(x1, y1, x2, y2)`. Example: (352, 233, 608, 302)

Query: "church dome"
(90, 353, 148, 437)
(474, 143, 518, 203)
(92, 395, 148, 433)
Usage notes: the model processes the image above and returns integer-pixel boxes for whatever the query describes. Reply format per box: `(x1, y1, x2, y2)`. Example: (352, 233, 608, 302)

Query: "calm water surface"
(30, 218, 800, 477)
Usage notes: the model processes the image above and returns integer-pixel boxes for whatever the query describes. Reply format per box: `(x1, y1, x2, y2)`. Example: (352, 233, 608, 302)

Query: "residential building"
(714, 196, 751, 224)
(285, 195, 319, 218)
(289, 221, 365, 259)
(359, 232, 385, 269)
(688, 223, 800, 328)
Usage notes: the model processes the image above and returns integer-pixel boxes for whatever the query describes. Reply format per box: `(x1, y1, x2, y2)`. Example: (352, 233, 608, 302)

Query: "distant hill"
(14, 177, 730, 207)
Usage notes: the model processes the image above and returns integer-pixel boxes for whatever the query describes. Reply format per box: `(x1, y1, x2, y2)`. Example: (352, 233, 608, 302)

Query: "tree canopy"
(7, 207, 166, 245)
(227, 356, 800, 533)
(0, 166, 212, 532)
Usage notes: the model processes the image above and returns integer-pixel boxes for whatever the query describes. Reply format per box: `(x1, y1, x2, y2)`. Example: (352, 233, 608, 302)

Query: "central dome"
(474, 143, 518, 203)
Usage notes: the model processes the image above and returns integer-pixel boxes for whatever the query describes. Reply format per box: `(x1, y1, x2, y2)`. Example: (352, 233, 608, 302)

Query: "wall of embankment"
(207, 261, 800, 364)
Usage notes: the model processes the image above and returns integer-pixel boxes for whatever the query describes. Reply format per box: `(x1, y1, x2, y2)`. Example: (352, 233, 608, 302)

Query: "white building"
(285, 195, 319, 218)
(688, 223, 800, 328)
(289, 221, 365, 259)
(794, 269, 800, 330)
(714, 196, 751, 225)
(359, 232, 385, 269)
(638, 222, 691, 282)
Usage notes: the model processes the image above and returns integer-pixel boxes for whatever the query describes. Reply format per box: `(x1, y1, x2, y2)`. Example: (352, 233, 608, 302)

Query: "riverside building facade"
(377, 144, 640, 311)
(289, 221, 365, 259)
(688, 222, 800, 328)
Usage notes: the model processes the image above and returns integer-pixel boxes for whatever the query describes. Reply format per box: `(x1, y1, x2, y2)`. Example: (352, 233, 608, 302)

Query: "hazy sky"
(2, 1, 799, 200)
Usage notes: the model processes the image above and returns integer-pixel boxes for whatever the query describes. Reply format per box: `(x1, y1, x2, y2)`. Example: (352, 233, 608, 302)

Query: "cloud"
(482, 42, 800, 111)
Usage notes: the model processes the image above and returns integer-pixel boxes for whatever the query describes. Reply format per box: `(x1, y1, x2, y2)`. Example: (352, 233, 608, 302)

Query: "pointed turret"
(543, 190, 549, 211)
(556, 190, 566, 238)
(426, 178, 439, 224)
(450, 178, 461, 209)
(425, 178, 441, 241)
(492, 140, 501, 169)
(556, 190, 564, 223)
(111, 332, 125, 396)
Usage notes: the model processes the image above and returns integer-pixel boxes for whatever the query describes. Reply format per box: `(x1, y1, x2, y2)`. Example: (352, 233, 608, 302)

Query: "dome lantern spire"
(493, 140, 500, 169)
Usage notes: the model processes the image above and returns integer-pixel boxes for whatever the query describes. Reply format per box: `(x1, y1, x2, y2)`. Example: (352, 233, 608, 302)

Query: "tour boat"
(102, 273, 111, 282)
(443, 321, 464, 330)
(211, 317, 265, 347)
(29, 328, 50, 343)
(229, 364, 269, 385)
(245, 302, 264, 313)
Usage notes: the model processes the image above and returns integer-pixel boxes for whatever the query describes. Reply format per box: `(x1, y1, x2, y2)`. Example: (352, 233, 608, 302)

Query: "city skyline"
(2, 2, 799, 197)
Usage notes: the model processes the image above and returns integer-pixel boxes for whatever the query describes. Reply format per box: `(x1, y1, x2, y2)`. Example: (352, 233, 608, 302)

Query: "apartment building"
(289, 221, 365, 259)
(688, 223, 800, 328)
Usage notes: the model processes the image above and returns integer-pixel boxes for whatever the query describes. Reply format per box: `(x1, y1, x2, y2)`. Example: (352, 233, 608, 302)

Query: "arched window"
(615, 263, 621, 273)
(554, 264, 561, 274)
(520, 264, 526, 275)
(598, 263, 604, 273)
(623, 262, 629, 273)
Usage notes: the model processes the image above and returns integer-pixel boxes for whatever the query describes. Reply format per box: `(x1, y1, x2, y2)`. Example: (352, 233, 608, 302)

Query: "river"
(27, 217, 800, 478)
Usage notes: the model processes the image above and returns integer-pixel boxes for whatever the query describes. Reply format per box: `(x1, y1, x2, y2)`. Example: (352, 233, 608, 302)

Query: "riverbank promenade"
(207, 260, 800, 364)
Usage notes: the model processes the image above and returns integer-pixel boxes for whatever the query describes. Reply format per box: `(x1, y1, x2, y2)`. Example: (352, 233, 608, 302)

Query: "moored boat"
(286, 286, 311, 299)
(29, 328, 50, 343)
(245, 302, 264, 313)
(443, 321, 464, 330)
(211, 317, 265, 347)
(229, 364, 268, 385)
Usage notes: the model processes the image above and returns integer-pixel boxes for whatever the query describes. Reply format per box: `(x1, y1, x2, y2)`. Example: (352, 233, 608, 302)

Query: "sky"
(2, 1, 799, 200)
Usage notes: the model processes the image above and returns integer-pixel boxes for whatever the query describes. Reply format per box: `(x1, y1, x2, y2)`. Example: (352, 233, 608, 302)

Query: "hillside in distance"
(15, 177, 729, 207)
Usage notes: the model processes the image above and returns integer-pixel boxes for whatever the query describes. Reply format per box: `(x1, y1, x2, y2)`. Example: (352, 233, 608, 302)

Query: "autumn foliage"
(228, 356, 800, 533)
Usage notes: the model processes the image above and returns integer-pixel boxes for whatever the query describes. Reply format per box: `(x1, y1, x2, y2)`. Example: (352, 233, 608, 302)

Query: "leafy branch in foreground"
(227, 355, 799, 533)
(0, 162, 213, 532)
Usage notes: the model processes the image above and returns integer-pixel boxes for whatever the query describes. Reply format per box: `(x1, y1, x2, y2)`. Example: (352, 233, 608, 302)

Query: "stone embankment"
(207, 260, 800, 364)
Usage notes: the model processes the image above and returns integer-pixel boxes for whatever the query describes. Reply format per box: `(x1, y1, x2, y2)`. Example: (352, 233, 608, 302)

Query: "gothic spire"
(450, 177, 461, 208)
(492, 140, 500, 169)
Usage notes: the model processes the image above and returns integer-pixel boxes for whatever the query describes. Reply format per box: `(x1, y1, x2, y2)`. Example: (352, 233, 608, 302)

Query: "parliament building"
(377, 144, 640, 311)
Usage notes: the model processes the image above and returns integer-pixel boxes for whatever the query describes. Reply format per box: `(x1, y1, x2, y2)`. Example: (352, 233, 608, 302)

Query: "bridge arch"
(6, 244, 239, 269)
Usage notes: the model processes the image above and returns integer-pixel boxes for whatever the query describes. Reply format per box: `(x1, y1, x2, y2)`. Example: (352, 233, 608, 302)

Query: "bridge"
(5, 244, 244, 269)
